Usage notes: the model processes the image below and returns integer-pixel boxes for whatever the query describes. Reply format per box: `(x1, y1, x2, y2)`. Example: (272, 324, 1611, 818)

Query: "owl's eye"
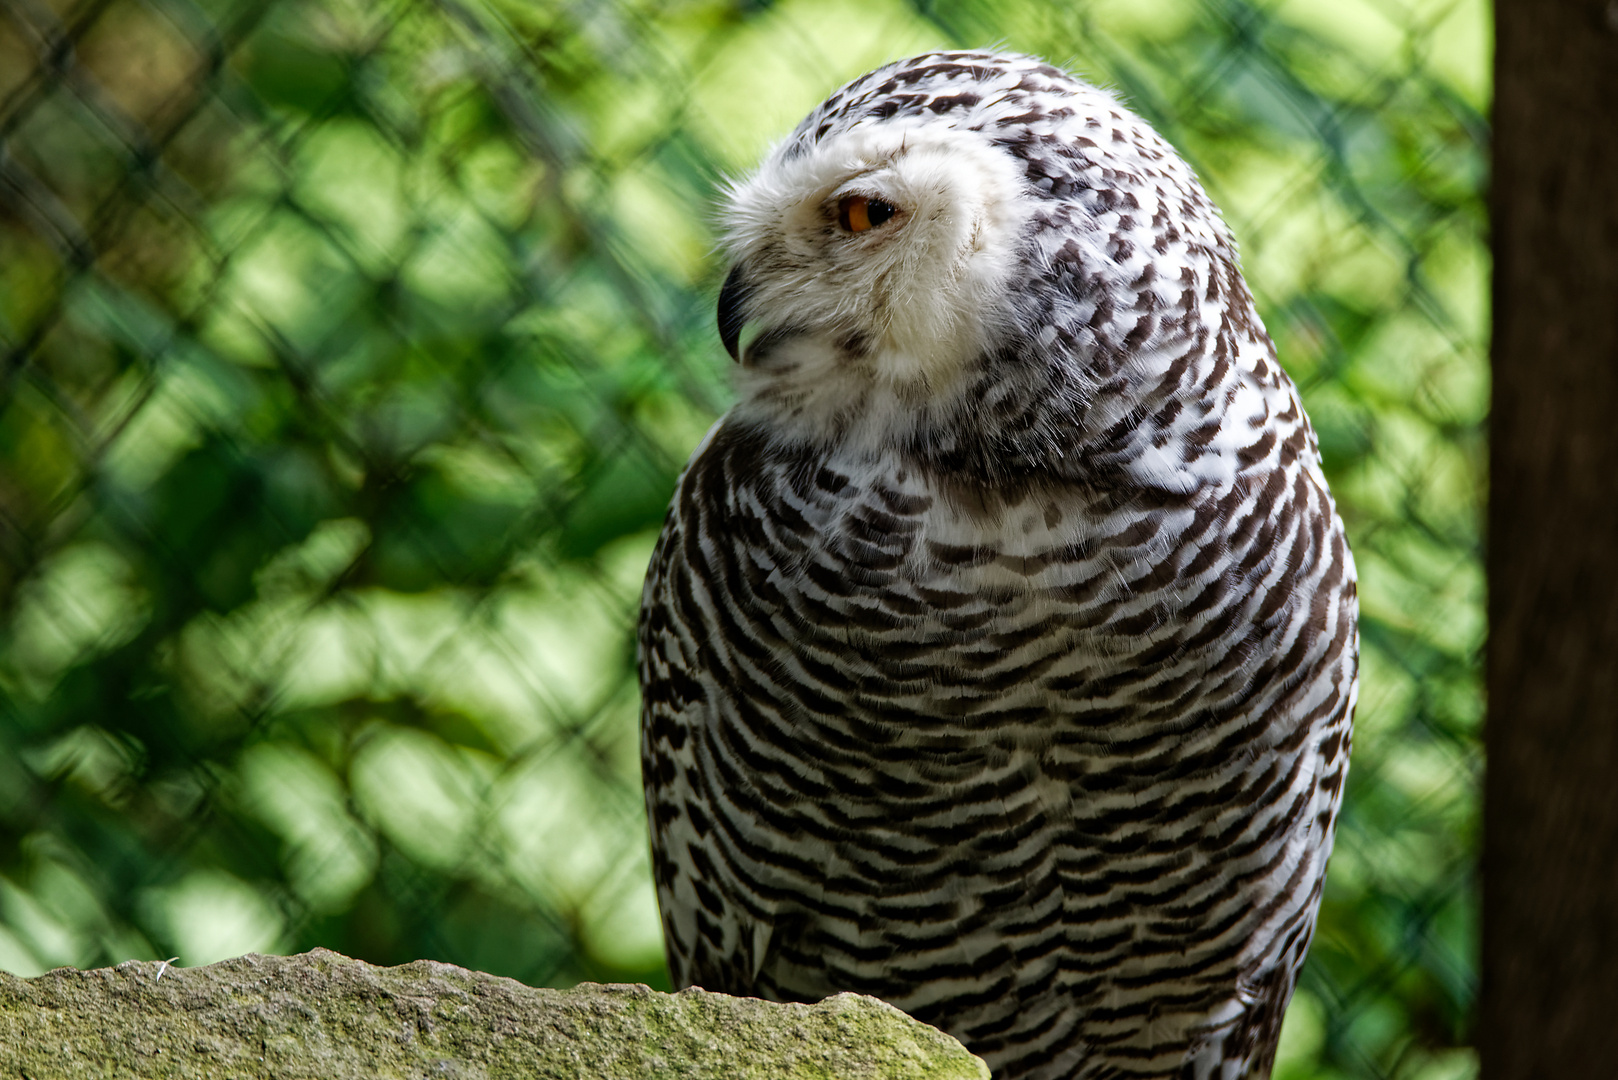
(837, 194, 898, 233)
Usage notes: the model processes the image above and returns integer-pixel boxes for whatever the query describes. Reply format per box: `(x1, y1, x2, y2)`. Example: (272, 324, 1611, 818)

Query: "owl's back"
(640, 402, 1357, 1078)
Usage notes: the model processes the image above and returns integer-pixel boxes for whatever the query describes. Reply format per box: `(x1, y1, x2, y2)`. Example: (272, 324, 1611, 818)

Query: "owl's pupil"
(838, 195, 898, 233)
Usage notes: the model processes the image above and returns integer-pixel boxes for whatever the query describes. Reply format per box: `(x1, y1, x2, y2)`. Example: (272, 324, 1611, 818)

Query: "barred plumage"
(639, 52, 1357, 1080)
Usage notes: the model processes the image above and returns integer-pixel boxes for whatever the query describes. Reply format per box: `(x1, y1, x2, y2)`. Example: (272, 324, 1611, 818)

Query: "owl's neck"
(728, 329, 983, 454)
(726, 286, 1302, 503)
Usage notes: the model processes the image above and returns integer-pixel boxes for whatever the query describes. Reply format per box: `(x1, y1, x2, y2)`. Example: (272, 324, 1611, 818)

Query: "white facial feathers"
(720, 123, 1031, 413)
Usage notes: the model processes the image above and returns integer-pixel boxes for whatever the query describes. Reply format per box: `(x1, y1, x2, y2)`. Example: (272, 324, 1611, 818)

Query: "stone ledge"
(0, 947, 990, 1079)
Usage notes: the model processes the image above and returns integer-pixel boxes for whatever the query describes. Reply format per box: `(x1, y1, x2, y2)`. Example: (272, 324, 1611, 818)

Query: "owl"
(639, 51, 1357, 1080)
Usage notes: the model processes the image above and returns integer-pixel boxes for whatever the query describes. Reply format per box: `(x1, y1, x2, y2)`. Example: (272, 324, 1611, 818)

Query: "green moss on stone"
(0, 948, 990, 1079)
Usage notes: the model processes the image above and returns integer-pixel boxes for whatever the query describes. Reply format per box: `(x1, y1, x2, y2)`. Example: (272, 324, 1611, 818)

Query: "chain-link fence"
(0, 0, 1485, 1076)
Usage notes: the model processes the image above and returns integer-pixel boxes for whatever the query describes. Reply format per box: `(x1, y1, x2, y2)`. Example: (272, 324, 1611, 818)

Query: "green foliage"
(0, 0, 1483, 1077)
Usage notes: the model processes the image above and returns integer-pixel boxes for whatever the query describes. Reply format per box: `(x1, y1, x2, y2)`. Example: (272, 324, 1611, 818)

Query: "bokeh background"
(0, 0, 1485, 1076)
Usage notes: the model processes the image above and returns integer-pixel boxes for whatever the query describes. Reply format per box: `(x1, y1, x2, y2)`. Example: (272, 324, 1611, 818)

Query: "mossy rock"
(0, 947, 990, 1079)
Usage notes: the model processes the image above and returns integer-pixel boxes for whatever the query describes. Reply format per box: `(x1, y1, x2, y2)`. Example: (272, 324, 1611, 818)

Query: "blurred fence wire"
(0, 0, 1485, 1076)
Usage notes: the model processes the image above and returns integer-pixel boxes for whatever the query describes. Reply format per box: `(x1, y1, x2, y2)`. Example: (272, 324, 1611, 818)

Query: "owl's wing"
(638, 421, 776, 993)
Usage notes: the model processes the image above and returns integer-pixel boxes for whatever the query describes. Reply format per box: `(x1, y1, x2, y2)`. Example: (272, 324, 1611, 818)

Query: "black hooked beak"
(717, 263, 753, 364)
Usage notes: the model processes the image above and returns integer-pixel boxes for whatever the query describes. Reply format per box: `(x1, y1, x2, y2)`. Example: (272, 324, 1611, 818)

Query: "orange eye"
(837, 194, 898, 233)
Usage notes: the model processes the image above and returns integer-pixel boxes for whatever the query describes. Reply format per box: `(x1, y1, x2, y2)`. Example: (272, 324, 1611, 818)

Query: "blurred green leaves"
(1, 0, 1483, 1076)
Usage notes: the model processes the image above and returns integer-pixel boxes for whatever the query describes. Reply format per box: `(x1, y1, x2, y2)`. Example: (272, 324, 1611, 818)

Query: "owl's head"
(715, 52, 1252, 464)
(719, 110, 1029, 388)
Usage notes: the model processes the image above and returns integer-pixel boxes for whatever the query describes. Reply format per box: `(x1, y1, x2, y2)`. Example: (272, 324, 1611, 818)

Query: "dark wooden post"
(1484, 0, 1618, 1075)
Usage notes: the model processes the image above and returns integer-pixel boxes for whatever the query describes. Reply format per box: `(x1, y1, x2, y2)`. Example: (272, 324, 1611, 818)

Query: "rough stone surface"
(0, 947, 990, 1078)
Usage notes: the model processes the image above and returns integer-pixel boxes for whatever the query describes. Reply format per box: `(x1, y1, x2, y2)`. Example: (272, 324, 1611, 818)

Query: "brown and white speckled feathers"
(639, 51, 1357, 1080)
